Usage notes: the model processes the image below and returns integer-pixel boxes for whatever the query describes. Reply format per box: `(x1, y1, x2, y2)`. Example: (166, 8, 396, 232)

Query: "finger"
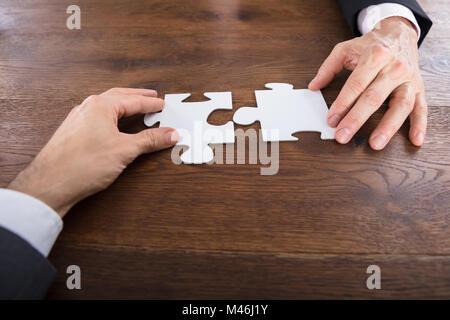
(369, 84, 415, 150)
(131, 127, 179, 155)
(108, 94, 165, 118)
(327, 45, 391, 127)
(335, 71, 403, 144)
(101, 87, 158, 97)
(308, 43, 347, 90)
(409, 92, 428, 146)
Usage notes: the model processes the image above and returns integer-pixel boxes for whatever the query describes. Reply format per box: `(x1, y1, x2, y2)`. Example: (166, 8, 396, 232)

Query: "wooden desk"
(0, 0, 449, 299)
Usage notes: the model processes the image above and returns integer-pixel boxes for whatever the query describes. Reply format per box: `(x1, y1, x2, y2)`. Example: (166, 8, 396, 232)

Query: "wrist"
(8, 167, 72, 218)
(379, 16, 419, 40)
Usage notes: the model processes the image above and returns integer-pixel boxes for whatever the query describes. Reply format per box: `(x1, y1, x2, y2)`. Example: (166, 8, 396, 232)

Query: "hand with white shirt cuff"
(8, 88, 179, 219)
(2, 88, 178, 258)
(309, 12, 427, 150)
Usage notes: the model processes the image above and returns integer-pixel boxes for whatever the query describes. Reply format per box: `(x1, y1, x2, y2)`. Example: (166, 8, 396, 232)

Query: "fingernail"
(415, 131, 424, 145)
(371, 134, 387, 150)
(335, 128, 352, 144)
(327, 114, 341, 127)
(166, 130, 179, 144)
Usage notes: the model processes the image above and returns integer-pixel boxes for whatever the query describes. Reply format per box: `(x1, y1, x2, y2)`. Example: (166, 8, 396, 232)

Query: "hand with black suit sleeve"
(1, 88, 178, 299)
(9, 88, 178, 218)
(310, 1, 432, 150)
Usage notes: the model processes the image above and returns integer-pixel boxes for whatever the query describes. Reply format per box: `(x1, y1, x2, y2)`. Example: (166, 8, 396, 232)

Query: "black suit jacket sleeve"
(336, 0, 432, 46)
(0, 226, 56, 299)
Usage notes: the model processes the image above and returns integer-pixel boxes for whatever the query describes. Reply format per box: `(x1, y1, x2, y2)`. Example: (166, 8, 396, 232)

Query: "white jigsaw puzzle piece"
(144, 92, 234, 164)
(233, 83, 335, 141)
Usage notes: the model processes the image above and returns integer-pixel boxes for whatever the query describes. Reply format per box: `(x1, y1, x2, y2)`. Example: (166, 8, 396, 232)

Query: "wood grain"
(48, 107, 450, 257)
(418, 0, 450, 106)
(0, 0, 448, 299)
(47, 244, 450, 299)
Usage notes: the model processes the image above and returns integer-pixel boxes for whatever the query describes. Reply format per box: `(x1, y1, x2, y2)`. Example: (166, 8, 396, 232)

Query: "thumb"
(133, 127, 179, 155)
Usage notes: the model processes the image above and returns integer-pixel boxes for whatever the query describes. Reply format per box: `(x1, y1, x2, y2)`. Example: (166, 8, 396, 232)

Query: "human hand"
(309, 16, 427, 150)
(8, 88, 178, 218)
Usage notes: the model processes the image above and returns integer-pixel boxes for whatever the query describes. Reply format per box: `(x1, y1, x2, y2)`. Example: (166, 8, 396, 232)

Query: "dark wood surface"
(0, 0, 449, 299)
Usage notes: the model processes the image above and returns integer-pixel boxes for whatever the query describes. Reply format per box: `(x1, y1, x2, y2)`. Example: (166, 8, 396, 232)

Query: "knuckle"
(68, 104, 81, 115)
(396, 60, 407, 71)
(333, 42, 345, 53)
(144, 130, 157, 151)
(333, 43, 342, 51)
(395, 97, 414, 112)
(107, 87, 120, 94)
(384, 126, 396, 136)
(345, 115, 362, 129)
(128, 95, 143, 109)
(83, 94, 100, 106)
(376, 126, 395, 138)
(363, 88, 382, 108)
(371, 45, 391, 61)
(415, 104, 428, 117)
(118, 95, 136, 110)
(347, 77, 366, 95)
(388, 60, 412, 79)
(343, 57, 358, 70)
(329, 99, 344, 113)
(393, 60, 407, 74)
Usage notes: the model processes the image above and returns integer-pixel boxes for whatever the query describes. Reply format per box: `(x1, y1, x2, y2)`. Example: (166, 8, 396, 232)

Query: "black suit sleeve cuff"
(336, 0, 432, 46)
(0, 226, 56, 299)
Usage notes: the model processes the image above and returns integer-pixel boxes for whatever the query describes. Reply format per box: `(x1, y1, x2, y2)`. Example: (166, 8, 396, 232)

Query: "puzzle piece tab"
(144, 92, 234, 164)
(233, 83, 335, 141)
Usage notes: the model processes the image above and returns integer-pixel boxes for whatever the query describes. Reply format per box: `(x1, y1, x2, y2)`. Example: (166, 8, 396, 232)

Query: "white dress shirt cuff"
(358, 3, 421, 41)
(0, 188, 62, 257)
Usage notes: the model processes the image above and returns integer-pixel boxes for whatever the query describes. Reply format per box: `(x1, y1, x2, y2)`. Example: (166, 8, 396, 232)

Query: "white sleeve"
(0, 188, 62, 257)
(358, 3, 421, 40)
